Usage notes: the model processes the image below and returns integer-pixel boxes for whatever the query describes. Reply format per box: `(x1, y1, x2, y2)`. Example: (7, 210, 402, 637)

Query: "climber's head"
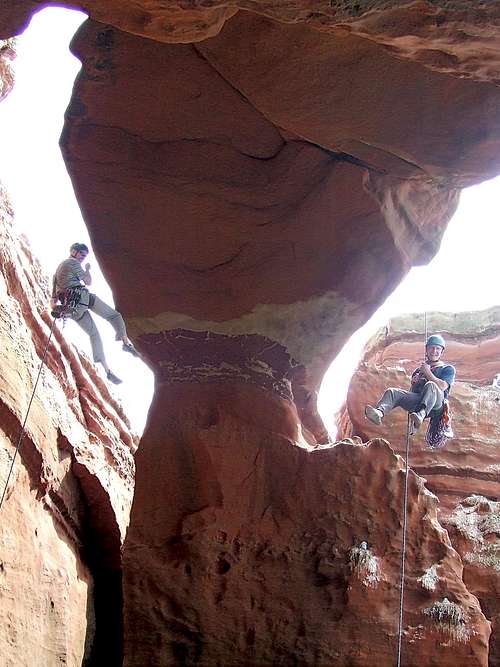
(425, 334, 446, 363)
(70, 242, 89, 262)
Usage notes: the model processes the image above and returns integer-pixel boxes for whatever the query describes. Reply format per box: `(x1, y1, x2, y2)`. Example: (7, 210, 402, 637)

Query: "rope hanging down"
(0, 316, 57, 513)
(396, 414, 411, 667)
(396, 312, 427, 667)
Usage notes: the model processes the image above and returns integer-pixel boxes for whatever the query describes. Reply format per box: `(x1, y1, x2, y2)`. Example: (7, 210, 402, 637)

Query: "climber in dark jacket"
(364, 334, 456, 435)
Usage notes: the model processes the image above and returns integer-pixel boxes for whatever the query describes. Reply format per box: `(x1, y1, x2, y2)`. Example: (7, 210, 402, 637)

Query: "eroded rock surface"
(1, 2, 500, 665)
(53, 6, 500, 666)
(444, 496, 500, 667)
(0, 190, 136, 665)
(0, 38, 15, 103)
(340, 308, 500, 511)
(56, 13, 495, 447)
(125, 402, 489, 665)
(2, 1, 500, 87)
(339, 309, 500, 663)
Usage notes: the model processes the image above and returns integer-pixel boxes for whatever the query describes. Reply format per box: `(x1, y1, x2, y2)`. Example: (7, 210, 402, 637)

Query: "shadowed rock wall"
(1, 1, 500, 664)
(0, 188, 136, 665)
(126, 399, 490, 665)
(58, 6, 500, 666)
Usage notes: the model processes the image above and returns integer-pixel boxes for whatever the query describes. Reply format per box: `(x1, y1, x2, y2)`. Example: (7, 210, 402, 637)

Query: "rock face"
(0, 189, 136, 664)
(1, 1, 500, 87)
(445, 496, 500, 667)
(1, 2, 500, 665)
(56, 4, 500, 447)
(126, 406, 490, 665)
(339, 308, 500, 664)
(0, 38, 15, 103)
(341, 308, 500, 511)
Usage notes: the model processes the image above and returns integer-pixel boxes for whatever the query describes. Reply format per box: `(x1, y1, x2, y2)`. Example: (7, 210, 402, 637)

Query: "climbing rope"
(396, 311, 428, 666)
(396, 413, 411, 666)
(0, 316, 57, 513)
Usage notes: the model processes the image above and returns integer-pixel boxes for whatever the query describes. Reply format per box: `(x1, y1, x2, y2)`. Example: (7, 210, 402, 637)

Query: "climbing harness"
(51, 285, 85, 321)
(396, 311, 427, 667)
(425, 400, 453, 449)
(0, 316, 57, 513)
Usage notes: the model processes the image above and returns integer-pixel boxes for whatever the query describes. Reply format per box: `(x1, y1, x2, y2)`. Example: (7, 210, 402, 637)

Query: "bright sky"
(0, 8, 498, 437)
(0, 8, 154, 433)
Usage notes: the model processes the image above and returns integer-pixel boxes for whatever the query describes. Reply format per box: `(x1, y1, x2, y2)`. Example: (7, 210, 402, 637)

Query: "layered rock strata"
(445, 496, 500, 667)
(339, 309, 500, 664)
(340, 308, 500, 511)
(126, 410, 490, 665)
(59, 14, 474, 443)
(1, 2, 500, 664)
(53, 6, 500, 666)
(54, 5, 500, 449)
(1, 1, 500, 87)
(0, 190, 136, 665)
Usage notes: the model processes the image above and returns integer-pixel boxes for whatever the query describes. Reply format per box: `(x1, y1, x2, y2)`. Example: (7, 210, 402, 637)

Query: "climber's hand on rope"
(419, 362, 432, 379)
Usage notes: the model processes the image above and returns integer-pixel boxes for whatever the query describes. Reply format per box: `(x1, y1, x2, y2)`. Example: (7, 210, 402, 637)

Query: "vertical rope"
(424, 312, 428, 359)
(396, 415, 411, 667)
(0, 317, 56, 513)
(396, 311, 428, 665)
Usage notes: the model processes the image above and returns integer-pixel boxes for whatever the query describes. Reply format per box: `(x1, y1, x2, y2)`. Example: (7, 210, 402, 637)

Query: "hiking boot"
(365, 405, 383, 426)
(106, 370, 123, 385)
(409, 409, 426, 435)
(122, 342, 140, 358)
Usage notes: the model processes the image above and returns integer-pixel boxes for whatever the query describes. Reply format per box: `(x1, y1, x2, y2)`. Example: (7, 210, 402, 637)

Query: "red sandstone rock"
(0, 38, 15, 103)
(0, 189, 136, 664)
(1, 3, 500, 664)
(444, 496, 500, 667)
(340, 309, 500, 511)
(198, 12, 500, 186)
(58, 18, 473, 446)
(2, 1, 500, 87)
(124, 385, 489, 665)
(339, 309, 500, 663)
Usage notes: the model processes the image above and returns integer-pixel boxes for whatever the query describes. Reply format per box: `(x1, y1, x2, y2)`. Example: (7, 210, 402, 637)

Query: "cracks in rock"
(239, 447, 262, 487)
(181, 243, 249, 274)
(353, 137, 427, 177)
(0, 404, 46, 504)
(68, 120, 288, 163)
(190, 43, 287, 161)
(416, 465, 500, 483)
(190, 42, 441, 183)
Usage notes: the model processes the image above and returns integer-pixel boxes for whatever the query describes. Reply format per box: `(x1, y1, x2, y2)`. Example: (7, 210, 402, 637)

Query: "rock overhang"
(1, 4, 500, 443)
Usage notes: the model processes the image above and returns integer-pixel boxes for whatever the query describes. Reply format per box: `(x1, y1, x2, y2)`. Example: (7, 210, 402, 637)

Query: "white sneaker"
(365, 405, 383, 426)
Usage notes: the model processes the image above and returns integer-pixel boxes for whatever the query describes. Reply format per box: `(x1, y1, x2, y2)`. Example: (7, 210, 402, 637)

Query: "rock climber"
(364, 334, 456, 435)
(50, 242, 139, 385)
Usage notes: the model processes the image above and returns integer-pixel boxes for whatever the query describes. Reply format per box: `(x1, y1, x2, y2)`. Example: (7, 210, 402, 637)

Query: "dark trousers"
(377, 381, 444, 417)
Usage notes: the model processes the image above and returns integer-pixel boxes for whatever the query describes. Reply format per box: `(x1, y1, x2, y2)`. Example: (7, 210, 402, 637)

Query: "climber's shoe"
(409, 409, 426, 435)
(106, 370, 123, 385)
(365, 405, 383, 426)
(122, 342, 140, 358)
